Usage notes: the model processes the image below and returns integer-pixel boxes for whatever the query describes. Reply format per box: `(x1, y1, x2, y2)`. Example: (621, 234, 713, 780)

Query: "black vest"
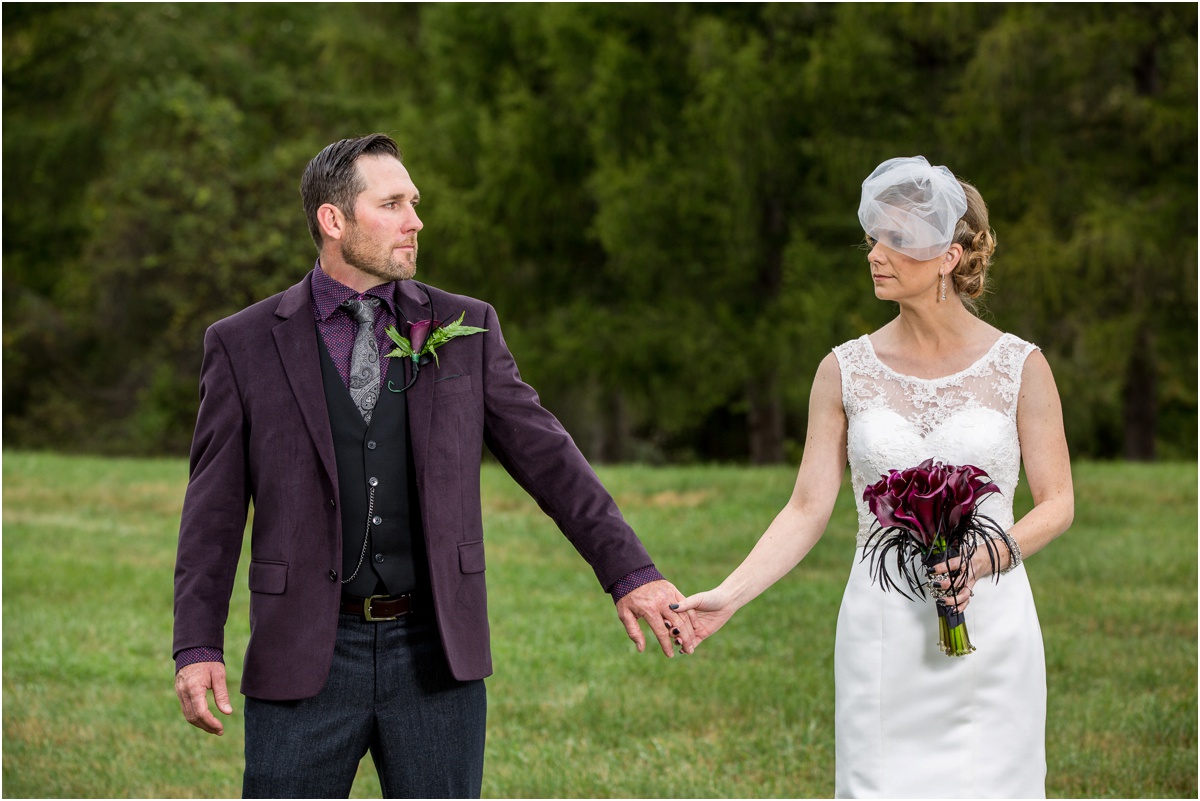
(318, 336, 428, 598)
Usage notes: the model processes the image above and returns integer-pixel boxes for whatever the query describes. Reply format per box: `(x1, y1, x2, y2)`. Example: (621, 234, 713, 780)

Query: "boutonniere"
(383, 312, 487, 393)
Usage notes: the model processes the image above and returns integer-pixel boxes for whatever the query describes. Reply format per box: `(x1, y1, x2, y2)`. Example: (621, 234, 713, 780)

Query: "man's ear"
(317, 203, 348, 242)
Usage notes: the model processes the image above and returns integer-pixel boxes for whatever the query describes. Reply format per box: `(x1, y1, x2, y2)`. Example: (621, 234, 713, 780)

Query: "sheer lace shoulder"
(833, 333, 1039, 544)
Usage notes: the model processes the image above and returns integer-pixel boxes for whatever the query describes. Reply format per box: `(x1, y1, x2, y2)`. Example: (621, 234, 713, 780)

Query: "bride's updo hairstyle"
(949, 180, 995, 301)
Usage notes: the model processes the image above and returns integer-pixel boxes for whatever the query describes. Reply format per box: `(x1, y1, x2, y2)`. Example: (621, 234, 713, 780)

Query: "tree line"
(3, 3, 1195, 462)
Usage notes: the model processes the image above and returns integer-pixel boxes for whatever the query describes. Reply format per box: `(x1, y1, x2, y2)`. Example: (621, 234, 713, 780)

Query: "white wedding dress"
(831, 333, 1046, 799)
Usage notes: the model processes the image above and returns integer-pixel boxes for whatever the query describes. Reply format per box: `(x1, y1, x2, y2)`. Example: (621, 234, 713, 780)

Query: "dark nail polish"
(669, 604, 679, 610)
(672, 628, 680, 636)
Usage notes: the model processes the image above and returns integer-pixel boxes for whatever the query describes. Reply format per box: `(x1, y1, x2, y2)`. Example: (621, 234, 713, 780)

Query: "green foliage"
(3, 4, 1196, 460)
(2, 452, 1196, 796)
(949, 3, 1198, 460)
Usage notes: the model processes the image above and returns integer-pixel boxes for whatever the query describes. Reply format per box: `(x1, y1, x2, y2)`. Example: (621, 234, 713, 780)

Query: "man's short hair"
(300, 134, 401, 250)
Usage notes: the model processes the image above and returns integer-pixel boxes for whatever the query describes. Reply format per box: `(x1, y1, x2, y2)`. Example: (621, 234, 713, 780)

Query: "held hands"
(615, 579, 701, 657)
(175, 661, 233, 735)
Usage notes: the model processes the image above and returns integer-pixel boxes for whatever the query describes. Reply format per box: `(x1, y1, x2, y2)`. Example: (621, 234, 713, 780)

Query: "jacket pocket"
(248, 560, 288, 594)
(458, 539, 486, 574)
(434, 374, 473, 398)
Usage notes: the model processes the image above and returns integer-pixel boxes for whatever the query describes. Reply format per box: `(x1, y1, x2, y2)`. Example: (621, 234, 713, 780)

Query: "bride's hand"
(670, 589, 739, 646)
(927, 550, 987, 613)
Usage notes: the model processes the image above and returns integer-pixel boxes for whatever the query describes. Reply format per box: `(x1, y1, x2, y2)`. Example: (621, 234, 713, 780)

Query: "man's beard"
(341, 225, 418, 283)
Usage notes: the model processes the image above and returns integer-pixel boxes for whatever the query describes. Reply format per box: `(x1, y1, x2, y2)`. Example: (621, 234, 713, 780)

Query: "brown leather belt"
(340, 593, 414, 622)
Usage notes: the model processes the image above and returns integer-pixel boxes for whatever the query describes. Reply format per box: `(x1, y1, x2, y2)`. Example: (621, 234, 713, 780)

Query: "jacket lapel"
(398, 280, 435, 483)
(272, 273, 338, 493)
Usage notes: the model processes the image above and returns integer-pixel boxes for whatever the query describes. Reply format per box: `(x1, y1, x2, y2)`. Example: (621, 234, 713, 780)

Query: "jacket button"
(367, 440, 377, 450)
(374, 553, 384, 563)
(368, 477, 379, 487)
(372, 516, 382, 525)
(329, 570, 338, 581)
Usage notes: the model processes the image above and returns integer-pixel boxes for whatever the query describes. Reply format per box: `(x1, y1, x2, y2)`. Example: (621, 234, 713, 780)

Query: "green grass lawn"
(3, 452, 1195, 797)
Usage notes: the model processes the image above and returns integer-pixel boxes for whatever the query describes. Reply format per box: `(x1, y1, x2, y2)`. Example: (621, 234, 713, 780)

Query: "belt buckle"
(363, 594, 397, 622)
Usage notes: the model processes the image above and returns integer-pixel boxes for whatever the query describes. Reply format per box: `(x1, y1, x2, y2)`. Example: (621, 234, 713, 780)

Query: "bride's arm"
(675, 354, 848, 641)
(932, 350, 1075, 611)
(1005, 350, 1075, 564)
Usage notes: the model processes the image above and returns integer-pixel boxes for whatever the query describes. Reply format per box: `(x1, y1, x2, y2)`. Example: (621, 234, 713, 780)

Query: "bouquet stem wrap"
(924, 546, 973, 656)
(861, 459, 1016, 658)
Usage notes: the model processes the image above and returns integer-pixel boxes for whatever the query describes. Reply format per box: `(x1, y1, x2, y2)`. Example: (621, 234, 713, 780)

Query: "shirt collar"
(311, 261, 400, 321)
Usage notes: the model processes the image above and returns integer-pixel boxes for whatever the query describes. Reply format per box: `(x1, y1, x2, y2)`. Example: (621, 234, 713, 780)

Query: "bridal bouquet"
(861, 458, 1015, 657)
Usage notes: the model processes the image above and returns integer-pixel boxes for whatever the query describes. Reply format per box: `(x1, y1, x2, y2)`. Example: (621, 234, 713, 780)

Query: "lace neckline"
(860, 333, 1011, 385)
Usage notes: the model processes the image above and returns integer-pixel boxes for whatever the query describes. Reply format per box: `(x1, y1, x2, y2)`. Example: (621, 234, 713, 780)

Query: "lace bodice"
(834, 333, 1038, 544)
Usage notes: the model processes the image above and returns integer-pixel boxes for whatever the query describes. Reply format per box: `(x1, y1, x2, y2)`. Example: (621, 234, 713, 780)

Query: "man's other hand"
(175, 661, 233, 735)
(615, 579, 699, 657)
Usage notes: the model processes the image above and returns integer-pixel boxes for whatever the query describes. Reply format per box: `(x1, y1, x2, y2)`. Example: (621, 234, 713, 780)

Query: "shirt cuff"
(609, 565, 665, 603)
(175, 646, 224, 673)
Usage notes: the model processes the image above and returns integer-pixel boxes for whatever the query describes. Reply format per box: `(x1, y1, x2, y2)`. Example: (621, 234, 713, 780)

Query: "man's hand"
(615, 579, 699, 657)
(175, 661, 234, 735)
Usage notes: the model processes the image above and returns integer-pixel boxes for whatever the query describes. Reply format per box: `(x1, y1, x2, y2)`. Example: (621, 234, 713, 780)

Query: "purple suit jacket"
(173, 273, 652, 700)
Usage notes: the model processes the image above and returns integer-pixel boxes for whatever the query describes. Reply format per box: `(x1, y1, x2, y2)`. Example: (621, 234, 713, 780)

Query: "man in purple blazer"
(172, 134, 697, 798)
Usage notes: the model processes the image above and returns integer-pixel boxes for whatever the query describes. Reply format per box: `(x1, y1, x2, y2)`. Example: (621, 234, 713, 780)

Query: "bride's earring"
(940, 272, 947, 302)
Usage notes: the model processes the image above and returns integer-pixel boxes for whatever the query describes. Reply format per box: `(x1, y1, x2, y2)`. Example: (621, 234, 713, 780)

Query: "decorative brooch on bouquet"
(861, 458, 1017, 657)
(383, 312, 487, 393)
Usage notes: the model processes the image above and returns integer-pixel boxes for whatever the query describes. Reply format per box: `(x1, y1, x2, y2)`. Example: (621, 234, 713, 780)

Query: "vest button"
(368, 477, 379, 487)
(374, 553, 384, 563)
(367, 440, 377, 450)
(328, 570, 338, 581)
(372, 516, 382, 525)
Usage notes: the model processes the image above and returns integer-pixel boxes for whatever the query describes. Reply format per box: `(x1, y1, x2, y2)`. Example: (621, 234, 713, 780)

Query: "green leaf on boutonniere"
(383, 312, 487, 366)
(420, 312, 488, 366)
(384, 326, 415, 360)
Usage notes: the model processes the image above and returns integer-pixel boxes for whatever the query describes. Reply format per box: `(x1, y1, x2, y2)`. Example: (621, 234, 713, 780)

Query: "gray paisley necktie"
(342, 297, 381, 424)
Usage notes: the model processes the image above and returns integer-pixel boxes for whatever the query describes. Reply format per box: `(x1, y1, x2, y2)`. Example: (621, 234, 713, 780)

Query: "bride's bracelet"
(997, 530, 1022, 575)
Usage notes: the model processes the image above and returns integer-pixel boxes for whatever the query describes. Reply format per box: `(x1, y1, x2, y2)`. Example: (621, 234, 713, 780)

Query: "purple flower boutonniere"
(383, 312, 487, 393)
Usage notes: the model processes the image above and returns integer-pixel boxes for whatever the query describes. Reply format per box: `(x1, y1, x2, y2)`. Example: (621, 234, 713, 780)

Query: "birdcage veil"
(858, 156, 968, 261)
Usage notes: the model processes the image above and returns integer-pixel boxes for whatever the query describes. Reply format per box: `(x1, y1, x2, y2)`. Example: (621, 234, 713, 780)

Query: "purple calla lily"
(407, 318, 441, 357)
(945, 468, 999, 531)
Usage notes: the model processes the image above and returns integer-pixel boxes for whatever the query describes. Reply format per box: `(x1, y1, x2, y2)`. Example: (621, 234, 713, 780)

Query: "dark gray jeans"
(242, 612, 486, 798)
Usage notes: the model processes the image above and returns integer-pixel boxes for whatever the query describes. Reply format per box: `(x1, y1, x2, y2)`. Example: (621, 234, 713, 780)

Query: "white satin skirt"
(834, 547, 1047, 798)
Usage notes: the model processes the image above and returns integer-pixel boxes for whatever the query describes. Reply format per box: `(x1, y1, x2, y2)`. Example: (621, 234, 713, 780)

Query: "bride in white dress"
(676, 157, 1074, 798)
